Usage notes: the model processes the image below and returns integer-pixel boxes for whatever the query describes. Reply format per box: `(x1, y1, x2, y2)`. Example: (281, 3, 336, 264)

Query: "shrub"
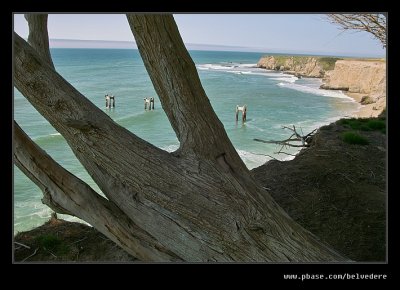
(339, 118, 385, 133)
(367, 119, 385, 130)
(342, 132, 369, 145)
(35, 234, 70, 255)
(319, 57, 341, 71)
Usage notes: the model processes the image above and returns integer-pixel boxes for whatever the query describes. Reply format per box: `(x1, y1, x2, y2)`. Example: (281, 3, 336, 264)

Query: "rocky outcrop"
(321, 60, 386, 102)
(257, 56, 386, 109)
(257, 56, 333, 78)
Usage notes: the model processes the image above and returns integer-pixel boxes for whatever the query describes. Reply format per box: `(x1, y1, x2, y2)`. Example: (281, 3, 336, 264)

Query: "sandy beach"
(345, 92, 386, 118)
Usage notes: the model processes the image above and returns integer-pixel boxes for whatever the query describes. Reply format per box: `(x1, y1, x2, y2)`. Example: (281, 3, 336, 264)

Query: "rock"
(320, 84, 349, 91)
(257, 56, 327, 78)
(361, 96, 375, 105)
(321, 60, 386, 103)
(257, 56, 277, 69)
(257, 56, 386, 108)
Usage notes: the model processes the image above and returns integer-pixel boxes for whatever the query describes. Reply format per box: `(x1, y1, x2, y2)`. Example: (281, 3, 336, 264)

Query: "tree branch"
(254, 126, 317, 158)
(327, 14, 386, 47)
(14, 122, 180, 261)
(254, 126, 316, 149)
(24, 14, 54, 68)
(126, 14, 247, 171)
(14, 31, 253, 261)
(13, 15, 348, 262)
(14, 32, 189, 199)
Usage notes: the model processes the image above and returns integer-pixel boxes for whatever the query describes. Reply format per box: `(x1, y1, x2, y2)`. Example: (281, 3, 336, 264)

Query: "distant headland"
(257, 55, 386, 117)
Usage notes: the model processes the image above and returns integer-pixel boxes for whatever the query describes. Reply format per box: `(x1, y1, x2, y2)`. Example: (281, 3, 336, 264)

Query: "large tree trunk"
(14, 14, 348, 261)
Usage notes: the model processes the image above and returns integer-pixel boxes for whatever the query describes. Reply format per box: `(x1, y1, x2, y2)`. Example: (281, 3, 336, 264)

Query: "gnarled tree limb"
(14, 122, 179, 261)
(24, 14, 54, 68)
(127, 14, 248, 175)
(14, 14, 349, 261)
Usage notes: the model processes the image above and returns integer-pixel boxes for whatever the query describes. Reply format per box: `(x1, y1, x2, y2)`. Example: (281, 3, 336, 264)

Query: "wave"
(277, 81, 356, 100)
(198, 63, 356, 103)
(197, 63, 259, 73)
(197, 64, 305, 85)
(228, 71, 252, 75)
(282, 155, 296, 161)
(161, 144, 179, 152)
(236, 149, 271, 169)
(237, 63, 257, 68)
(33, 132, 64, 142)
(271, 76, 298, 83)
(197, 63, 237, 70)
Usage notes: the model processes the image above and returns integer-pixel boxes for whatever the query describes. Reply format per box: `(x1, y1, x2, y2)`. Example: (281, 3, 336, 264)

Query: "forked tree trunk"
(14, 14, 348, 261)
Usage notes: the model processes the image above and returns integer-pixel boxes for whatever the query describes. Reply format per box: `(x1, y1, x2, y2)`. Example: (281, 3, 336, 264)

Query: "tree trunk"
(24, 14, 54, 68)
(14, 14, 348, 261)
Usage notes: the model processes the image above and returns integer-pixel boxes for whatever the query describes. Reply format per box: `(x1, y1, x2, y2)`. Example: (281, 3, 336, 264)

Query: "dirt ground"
(14, 215, 136, 262)
(252, 117, 386, 261)
(14, 116, 386, 262)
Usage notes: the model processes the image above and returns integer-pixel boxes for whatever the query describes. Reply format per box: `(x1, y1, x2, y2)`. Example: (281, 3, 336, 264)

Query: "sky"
(13, 14, 385, 57)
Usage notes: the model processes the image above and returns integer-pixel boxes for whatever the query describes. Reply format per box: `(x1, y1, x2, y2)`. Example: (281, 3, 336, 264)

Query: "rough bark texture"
(14, 122, 177, 261)
(24, 14, 54, 68)
(14, 14, 348, 261)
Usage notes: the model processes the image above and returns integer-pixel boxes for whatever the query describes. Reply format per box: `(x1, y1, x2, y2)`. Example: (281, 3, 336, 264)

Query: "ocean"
(13, 48, 359, 233)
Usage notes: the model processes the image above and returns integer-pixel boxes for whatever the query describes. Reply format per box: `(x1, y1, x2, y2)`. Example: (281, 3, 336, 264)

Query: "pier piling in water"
(236, 105, 247, 122)
(105, 94, 115, 108)
(144, 97, 155, 110)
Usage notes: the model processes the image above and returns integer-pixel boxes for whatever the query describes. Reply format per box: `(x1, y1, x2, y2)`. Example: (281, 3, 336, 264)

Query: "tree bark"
(14, 14, 348, 261)
(14, 122, 178, 261)
(24, 14, 54, 68)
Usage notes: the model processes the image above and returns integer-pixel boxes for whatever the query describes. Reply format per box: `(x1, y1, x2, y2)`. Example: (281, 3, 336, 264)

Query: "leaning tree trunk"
(14, 14, 348, 261)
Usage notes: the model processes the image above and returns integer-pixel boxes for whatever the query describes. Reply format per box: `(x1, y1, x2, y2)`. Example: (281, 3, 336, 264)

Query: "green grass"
(367, 119, 386, 130)
(35, 234, 70, 255)
(339, 118, 386, 133)
(342, 132, 369, 145)
(319, 57, 341, 70)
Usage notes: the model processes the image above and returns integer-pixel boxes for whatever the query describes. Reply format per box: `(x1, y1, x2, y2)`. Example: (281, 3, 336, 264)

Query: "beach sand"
(345, 92, 386, 118)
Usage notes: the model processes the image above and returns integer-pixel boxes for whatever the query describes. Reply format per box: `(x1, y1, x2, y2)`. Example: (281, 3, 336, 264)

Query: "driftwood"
(254, 125, 317, 155)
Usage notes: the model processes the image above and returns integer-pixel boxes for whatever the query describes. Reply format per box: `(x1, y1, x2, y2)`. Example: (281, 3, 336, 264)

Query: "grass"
(319, 57, 341, 70)
(342, 132, 369, 145)
(339, 118, 386, 134)
(35, 234, 70, 255)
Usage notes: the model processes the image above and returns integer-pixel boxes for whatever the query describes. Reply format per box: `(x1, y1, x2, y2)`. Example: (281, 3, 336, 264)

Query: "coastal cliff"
(257, 56, 339, 78)
(257, 56, 386, 116)
(321, 60, 386, 102)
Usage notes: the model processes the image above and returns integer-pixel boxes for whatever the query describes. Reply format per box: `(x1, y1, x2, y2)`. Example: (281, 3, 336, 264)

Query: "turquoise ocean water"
(14, 49, 360, 233)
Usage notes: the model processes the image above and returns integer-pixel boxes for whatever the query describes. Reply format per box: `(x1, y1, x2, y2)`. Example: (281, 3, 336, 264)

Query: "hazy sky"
(13, 14, 385, 57)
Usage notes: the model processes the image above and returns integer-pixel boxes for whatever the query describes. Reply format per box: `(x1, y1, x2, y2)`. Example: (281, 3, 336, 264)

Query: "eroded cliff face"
(257, 56, 327, 78)
(257, 56, 386, 109)
(321, 60, 386, 103)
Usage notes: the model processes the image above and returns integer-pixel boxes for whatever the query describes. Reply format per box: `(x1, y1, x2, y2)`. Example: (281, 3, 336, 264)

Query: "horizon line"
(45, 38, 385, 58)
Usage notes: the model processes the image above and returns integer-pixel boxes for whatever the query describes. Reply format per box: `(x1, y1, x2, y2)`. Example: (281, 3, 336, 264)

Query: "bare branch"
(14, 242, 31, 249)
(254, 125, 317, 160)
(327, 14, 386, 48)
(255, 126, 316, 149)
(22, 248, 38, 262)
